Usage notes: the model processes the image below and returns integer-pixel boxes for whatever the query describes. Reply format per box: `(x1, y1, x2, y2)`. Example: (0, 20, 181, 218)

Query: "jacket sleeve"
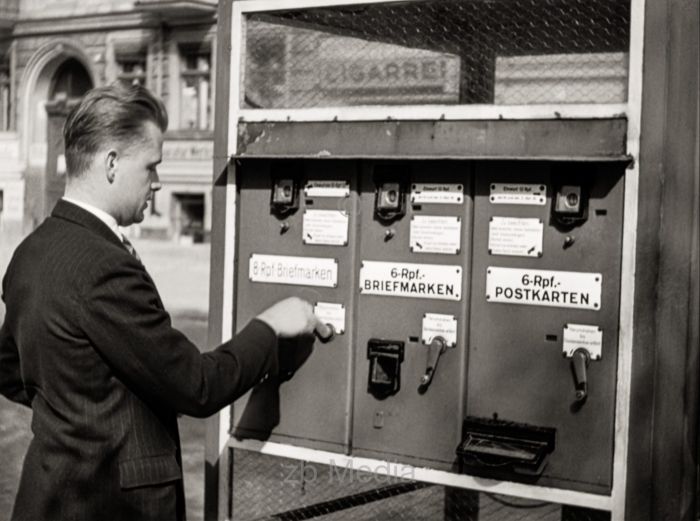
(78, 257, 278, 418)
(0, 320, 32, 407)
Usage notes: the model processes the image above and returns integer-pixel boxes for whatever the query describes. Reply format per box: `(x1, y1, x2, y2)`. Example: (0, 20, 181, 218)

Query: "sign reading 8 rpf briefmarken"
(249, 254, 338, 288)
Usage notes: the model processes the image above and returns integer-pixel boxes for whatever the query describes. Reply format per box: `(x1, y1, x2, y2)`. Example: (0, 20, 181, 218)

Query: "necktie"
(121, 235, 141, 262)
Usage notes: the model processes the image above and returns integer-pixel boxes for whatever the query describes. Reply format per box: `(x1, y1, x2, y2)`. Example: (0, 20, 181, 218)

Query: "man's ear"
(105, 150, 118, 184)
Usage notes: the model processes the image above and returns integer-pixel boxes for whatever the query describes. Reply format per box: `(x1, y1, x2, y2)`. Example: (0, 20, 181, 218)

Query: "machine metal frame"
(205, 1, 698, 520)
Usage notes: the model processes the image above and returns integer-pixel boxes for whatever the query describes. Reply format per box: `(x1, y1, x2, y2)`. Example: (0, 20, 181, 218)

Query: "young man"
(0, 84, 320, 520)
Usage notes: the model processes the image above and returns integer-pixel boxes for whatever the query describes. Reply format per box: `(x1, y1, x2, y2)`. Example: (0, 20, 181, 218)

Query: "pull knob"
(314, 323, 335, 344)
(571, 348, 590, 402)
(419, 336, 448, 393)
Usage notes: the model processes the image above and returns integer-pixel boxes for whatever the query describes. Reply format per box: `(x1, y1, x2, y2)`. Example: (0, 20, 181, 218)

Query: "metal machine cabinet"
(208, 1, 699, 520)
(232, 159, 359, 452)
(351, 160, 472, 468)
(232, 158, 473, 465)
(466, 162, 625, 494)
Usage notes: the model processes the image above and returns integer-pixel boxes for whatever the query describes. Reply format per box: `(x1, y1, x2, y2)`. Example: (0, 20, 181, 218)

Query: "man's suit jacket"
(0, 200, 279, 521)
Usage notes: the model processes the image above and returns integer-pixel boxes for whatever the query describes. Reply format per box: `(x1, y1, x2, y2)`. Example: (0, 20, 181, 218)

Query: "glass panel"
(116, 54, 147, 87)
(0, 62, 9, 131)
(243, 0, 631, 109)
(180, 50, 212, 129)
(181, 75, 211, 130)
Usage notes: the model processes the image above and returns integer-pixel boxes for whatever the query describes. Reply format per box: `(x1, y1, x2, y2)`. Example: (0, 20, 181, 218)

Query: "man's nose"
(149, 168, 161, 189)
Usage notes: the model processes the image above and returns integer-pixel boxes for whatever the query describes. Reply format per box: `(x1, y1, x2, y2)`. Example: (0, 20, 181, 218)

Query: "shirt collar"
(61, 197, 121, 239)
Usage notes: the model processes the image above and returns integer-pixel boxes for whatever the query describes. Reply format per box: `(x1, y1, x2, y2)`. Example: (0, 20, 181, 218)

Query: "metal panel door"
(351, 160, 472, 469)
(466, 162, 624, 494)
(232, 159, 358, 452)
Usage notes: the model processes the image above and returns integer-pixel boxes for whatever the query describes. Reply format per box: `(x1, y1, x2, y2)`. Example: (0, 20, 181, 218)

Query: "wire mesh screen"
(242, 0, 631, 109)
(229, 449, 611, 521)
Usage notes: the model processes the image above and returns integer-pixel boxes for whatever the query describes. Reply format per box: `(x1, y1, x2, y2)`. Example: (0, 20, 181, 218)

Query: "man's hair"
(63, 83, 168, 177)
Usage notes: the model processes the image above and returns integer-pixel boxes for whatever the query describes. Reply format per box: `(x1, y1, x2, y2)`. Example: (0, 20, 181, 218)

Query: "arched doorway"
(20, 41, 97, 230)
(42, 57, 93, 223)
(49, 58, 93, 99)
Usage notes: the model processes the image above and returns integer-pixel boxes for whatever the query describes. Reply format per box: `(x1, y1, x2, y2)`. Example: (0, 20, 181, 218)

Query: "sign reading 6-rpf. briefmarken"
(359, 261, 463, 301)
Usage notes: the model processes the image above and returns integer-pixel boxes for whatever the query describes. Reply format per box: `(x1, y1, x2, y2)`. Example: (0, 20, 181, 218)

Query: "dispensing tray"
(457, 416, 556, 478)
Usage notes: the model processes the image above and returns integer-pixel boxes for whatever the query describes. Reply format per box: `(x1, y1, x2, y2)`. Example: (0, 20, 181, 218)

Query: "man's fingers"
(314, 322, 335, 343)
(257, 297, 334, 338)
(306, 304, 334, 341)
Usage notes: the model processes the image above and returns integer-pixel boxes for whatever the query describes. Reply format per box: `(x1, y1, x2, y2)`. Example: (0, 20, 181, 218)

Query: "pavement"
(0, 235, 212, 521)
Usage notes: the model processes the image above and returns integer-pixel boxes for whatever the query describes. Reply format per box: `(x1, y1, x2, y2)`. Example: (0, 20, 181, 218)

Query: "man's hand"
(256, 297, 321, 338)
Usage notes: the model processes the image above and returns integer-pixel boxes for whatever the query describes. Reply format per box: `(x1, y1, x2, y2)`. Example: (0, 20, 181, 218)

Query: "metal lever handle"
(419, 336, 447, 392)
(572, 348, 590, 402)
(314, 323, 335, 344)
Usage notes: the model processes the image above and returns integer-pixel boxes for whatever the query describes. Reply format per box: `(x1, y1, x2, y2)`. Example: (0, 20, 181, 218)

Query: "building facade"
(0, 0, 217, 243)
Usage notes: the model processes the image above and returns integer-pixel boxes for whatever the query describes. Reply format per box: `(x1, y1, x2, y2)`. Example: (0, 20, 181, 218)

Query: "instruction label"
(411, 183, 464, 204)
(488, 217, 543, 257)
(486, 267, 601, 310)
(563, 324, 603, 360)
(304, 180, 350, 198)
(422, 313, 457, 347)
(314, 302, 346, 335)
(303, 210, 349, 246)
(249, 254, 338, 288)
(490, 183, 547, 205)
(360, 261, 462, 301)
(410, 216, 462, 255)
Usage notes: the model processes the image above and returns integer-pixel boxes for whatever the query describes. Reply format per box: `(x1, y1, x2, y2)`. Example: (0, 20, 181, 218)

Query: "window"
(245, 26, 286, 108)
(116, 52, 147, 87)
(1, 54, 11, 131)
(242, 0, 631, 109)
(179, 44, 212, 130)
(173, 193, 206, 243)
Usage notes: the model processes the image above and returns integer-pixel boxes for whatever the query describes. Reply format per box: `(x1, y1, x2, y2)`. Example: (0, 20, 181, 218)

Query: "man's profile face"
(112, 121, 163, 227)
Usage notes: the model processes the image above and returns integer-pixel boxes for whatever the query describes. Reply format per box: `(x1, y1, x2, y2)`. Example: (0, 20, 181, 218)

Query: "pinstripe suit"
(0, 200, 278, 520)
